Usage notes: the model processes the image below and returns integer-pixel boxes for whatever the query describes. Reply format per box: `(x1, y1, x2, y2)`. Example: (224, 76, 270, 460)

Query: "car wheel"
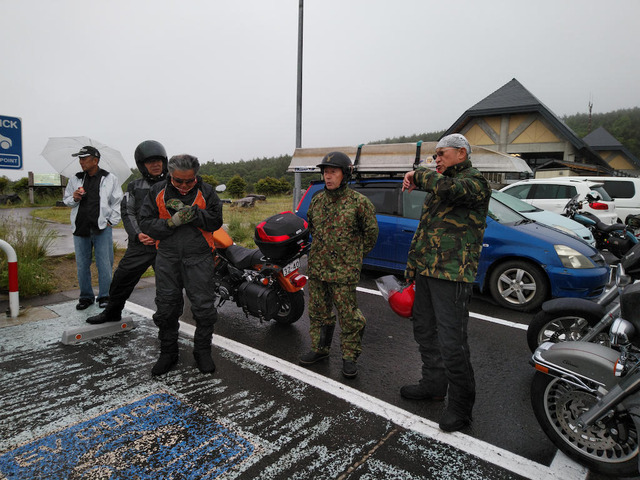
(488, 260, 548, 312)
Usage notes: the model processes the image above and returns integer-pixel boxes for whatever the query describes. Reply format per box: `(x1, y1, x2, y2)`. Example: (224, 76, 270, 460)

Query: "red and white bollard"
(0, 239, 19, 318)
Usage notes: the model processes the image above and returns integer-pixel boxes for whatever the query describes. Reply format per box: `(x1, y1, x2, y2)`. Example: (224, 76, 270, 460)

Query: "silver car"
(492, 190, 596, 246)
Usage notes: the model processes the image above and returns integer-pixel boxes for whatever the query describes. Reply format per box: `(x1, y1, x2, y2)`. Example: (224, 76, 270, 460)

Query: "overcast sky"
(2, 0, 639, 180)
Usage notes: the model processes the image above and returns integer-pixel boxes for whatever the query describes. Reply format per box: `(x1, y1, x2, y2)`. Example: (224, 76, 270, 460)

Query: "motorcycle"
(627, 213, 640, 240)
(211, 211, 309, 325)
(563, 193, 638, 259)
(526, 242, 640, 352)
(530, 281, 640, 476)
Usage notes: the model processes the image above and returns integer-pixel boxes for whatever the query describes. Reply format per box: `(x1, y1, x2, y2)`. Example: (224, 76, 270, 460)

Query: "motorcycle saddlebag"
(254, 211, 309, 261)
(237, 281, 279, 320)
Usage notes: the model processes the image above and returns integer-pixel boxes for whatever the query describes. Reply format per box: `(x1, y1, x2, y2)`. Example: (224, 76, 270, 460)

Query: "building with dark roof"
(444, 78, 616, 176)
(583, 126, 640, 175)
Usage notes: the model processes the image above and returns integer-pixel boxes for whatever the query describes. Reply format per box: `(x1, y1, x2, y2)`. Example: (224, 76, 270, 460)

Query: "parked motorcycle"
(526, 243, 640, 352)
(627, 213, 640, 240)
(563, 193, 638, 259)
(212, 211, 309, 324)
(530, 281, 640, 476)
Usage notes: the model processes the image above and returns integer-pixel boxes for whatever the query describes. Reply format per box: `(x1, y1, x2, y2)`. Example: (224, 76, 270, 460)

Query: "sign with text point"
(0, 115, 22, 170)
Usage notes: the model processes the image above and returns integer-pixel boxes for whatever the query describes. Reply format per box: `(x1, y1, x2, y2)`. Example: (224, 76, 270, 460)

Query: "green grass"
(223, 195, 294, 247)
(27, 195, 294, 251)
(31, 206, 127, 227)
(30, 206, 71, 224)
(0, 215, 58, 296)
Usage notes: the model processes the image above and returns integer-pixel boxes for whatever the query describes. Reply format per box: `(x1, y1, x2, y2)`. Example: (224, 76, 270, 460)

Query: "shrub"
(255, 177, 291, 195)
(0, 176, 9, 194)
(11, 178, 29, 195)
(227, 175, 247, 198)
(0, 216, 58, 296)
(200, 174, 219, 189)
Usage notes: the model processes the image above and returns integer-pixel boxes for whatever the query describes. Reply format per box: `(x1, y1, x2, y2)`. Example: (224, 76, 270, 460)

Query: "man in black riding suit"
(139, 154, 223, 376)
(86, 140, 168, 325)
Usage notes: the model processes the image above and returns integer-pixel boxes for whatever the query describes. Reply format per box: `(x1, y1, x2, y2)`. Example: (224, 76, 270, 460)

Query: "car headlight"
(554, 245, 595, 269)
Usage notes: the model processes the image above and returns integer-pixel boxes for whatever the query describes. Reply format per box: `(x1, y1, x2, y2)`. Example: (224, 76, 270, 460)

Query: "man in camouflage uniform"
(401, 134, 490, 432)
(299, 151, 378, 379)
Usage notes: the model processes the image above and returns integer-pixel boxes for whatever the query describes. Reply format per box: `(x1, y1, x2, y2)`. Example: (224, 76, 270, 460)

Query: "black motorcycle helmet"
(134, 140, 168, 181)
(316, 151, 353, 186)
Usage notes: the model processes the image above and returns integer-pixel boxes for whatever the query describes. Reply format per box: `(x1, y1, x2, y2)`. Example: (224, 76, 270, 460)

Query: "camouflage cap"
(436, 134, 471, 154)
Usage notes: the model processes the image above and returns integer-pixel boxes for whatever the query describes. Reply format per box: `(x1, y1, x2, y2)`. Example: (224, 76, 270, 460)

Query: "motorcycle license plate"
(283, 258, 300, 276)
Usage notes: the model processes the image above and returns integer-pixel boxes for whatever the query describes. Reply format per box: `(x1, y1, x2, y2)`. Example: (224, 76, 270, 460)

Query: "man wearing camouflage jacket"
(401, 133, 490, 433)
(299, 151, 378, 379)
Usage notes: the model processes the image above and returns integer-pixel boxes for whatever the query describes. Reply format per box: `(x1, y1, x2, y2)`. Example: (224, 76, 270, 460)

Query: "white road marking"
(356, 286, 528, 330)
(125, 300, 587, 480)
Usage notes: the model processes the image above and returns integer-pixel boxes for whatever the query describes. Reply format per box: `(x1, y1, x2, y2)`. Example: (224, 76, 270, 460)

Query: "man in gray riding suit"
(87, 140, 168, 325)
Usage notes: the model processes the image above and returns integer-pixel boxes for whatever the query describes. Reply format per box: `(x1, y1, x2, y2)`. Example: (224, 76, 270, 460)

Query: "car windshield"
(488, 196, 528, 224)
(491, 190, 541, 213)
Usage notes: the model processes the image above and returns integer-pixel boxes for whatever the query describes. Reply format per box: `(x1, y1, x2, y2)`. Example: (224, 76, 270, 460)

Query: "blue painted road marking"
(0, 393, 254, 479)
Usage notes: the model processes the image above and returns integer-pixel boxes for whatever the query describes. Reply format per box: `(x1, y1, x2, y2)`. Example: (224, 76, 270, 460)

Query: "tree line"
(1, 107, 638, 200)
(563, 107, 640, 160)
(193, 106, 640, 196)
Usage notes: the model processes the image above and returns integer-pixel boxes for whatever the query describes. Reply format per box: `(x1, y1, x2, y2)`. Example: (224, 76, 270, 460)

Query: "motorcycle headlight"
(554, 245, 595, 269)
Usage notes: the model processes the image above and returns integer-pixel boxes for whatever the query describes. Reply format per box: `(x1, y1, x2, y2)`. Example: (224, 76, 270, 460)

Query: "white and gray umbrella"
(41, 136, 132, 187)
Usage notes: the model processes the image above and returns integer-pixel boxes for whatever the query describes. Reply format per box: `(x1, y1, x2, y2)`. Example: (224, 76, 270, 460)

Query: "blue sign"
(0, 115, 22, 170)
(0, 393, 255, 479)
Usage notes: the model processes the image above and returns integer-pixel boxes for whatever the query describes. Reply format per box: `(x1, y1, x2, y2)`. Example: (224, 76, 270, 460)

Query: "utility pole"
(587, 95, 593, 133)
(293, 0, 304, 210)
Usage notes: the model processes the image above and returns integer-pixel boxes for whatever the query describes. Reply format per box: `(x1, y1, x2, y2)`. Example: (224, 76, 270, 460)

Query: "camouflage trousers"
(307, 278, 366, 361)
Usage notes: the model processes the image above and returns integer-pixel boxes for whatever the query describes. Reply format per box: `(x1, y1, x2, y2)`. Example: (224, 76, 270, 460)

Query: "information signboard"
(0, 115, 22, 170)
(33, 173, 62, 186)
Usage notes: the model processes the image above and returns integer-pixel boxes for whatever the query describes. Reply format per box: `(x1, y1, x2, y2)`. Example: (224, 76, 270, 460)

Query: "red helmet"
(388, 281, 415, 318)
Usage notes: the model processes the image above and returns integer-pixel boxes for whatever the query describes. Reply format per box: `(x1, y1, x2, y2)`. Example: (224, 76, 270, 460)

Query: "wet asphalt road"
(145, 273, 551, 464)
(125, 266, 632, 480)
(1, 207, 629, 479)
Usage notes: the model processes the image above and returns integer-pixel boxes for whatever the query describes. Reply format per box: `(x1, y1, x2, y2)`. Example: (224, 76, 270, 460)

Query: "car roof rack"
(288, 142, 532, 176)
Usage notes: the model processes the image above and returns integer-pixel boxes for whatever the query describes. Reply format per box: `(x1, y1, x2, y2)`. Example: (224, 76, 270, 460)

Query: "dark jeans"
(412, 275, 475, 417)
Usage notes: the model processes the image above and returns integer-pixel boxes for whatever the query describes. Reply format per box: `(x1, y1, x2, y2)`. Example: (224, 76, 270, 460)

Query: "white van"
(566, 176, 640, 222)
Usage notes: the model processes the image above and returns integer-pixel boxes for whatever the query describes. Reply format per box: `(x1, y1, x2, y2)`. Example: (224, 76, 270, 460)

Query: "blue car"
(296, 178, 609, 312)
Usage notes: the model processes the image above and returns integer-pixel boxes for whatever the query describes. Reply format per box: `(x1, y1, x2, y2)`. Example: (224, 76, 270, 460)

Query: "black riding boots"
(300, 323, 335, 364)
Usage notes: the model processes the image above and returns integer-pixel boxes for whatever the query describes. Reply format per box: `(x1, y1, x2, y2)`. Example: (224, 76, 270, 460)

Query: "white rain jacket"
(63, 169, 123, 233)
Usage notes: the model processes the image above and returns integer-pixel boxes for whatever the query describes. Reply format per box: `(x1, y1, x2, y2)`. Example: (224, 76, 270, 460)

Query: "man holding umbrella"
(63, 146, 123, 310)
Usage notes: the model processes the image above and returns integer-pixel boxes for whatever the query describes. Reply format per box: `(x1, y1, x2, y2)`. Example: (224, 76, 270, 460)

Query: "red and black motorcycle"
(211, 211, 309, 324)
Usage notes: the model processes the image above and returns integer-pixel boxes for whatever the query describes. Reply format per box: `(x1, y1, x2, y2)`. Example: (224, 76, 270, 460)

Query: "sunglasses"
(171, 177, 196, 185)
(433, 147, 460, 159)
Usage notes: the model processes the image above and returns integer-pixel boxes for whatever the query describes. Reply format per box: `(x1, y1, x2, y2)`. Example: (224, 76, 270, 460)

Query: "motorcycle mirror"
(216, 184, 227, 193)
(616, 264, 632, 288)
(563, 194, 581, 212)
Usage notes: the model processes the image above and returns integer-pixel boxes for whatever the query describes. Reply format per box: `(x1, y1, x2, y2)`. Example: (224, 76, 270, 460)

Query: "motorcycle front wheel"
(273, 289, 305, 325)
(531, 372, 639, 477)
(526, 310, 608, 353)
